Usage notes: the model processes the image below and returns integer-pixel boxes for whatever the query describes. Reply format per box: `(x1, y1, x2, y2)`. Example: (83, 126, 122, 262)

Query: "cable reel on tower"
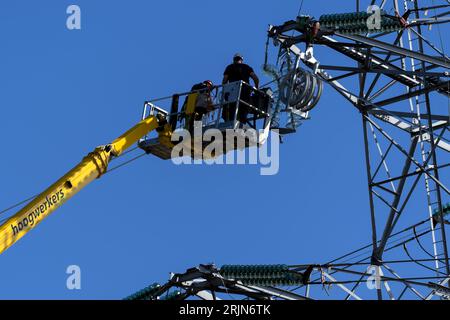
(279, 67, 323, 112)
(265, 46, 323, 134)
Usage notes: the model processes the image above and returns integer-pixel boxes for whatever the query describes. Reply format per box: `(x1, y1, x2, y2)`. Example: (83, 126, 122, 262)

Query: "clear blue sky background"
(0, 0, 446, 299)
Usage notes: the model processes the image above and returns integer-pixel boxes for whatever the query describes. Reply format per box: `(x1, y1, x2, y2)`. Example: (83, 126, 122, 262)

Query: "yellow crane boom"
(0, 115, 162, 255)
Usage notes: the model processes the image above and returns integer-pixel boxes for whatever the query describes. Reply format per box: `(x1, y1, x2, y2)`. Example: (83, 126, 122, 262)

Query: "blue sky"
(0, 1, 447, 299)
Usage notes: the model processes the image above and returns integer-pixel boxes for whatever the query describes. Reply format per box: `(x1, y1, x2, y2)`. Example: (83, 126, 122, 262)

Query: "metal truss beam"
(335, 33, 450, 69)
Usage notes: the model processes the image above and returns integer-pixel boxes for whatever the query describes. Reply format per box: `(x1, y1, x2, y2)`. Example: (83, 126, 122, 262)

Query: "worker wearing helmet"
(193, 80, 214, 121)
(183, 80, 214, 133)
(223, 54, 259, 87)
(222, 53, 260, 123)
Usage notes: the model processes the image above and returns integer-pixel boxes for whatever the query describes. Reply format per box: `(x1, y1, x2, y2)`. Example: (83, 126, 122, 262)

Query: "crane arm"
(0, 115, 161, 255)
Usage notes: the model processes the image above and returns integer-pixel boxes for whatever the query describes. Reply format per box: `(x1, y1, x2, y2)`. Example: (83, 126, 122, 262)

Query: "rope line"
(0, 149, 147, 221)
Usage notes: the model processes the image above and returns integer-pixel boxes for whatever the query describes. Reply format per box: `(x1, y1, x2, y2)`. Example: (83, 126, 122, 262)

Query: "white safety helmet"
(233, 53, 244, 62)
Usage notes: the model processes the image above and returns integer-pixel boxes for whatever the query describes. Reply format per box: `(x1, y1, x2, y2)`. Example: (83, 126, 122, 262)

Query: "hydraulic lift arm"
(0, 115, 162, 255)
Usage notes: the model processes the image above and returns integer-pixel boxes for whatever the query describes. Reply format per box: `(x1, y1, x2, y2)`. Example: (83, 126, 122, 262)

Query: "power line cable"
(0, 195, 37, 216)
(105, 153, 147, 175)
(0, 148, 147, 222)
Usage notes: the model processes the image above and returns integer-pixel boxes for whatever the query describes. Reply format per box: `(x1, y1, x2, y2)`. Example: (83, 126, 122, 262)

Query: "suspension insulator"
(433, 203, 450, 218)
(220, 264, 305, 286)
(319, 10, 403, 35)
(432, 203, 450, 226)
(124, 282, 161, 300)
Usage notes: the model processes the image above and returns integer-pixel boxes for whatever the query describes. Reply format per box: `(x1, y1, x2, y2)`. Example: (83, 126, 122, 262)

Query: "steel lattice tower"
(128, 0, 450, 300)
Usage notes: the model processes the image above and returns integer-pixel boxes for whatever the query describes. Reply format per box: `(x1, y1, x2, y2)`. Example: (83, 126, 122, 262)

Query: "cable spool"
(279, 68, 322, 112)
(302, 74, 323, 112)
(279, 69, 310, 107)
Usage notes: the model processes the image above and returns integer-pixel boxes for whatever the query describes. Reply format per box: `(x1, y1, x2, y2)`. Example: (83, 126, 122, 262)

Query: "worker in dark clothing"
(222, 53, 260, 123)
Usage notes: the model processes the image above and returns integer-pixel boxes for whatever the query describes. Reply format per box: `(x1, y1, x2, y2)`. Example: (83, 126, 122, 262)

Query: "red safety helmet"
(203, 80, 213, 88)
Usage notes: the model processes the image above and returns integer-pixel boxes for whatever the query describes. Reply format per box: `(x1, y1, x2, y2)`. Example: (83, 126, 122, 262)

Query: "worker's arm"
(0, 116, 161, 255)
(222, 74, 229, 85)
(250, 72, 260, 89)
(207, 94, 214, 111)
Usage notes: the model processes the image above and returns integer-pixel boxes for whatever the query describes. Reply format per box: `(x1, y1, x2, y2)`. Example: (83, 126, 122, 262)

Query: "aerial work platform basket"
(138, 81, 274, 160)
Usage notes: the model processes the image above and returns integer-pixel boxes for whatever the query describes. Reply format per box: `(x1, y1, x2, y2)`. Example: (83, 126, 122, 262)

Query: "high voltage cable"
(111, 146, 140, 161)
(301, 224, 438, 288)
(0, 194, 38, 216)
(0, 195, 38, 224)
(0, 147, 146, 222)
(105, 153, 147, 174)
